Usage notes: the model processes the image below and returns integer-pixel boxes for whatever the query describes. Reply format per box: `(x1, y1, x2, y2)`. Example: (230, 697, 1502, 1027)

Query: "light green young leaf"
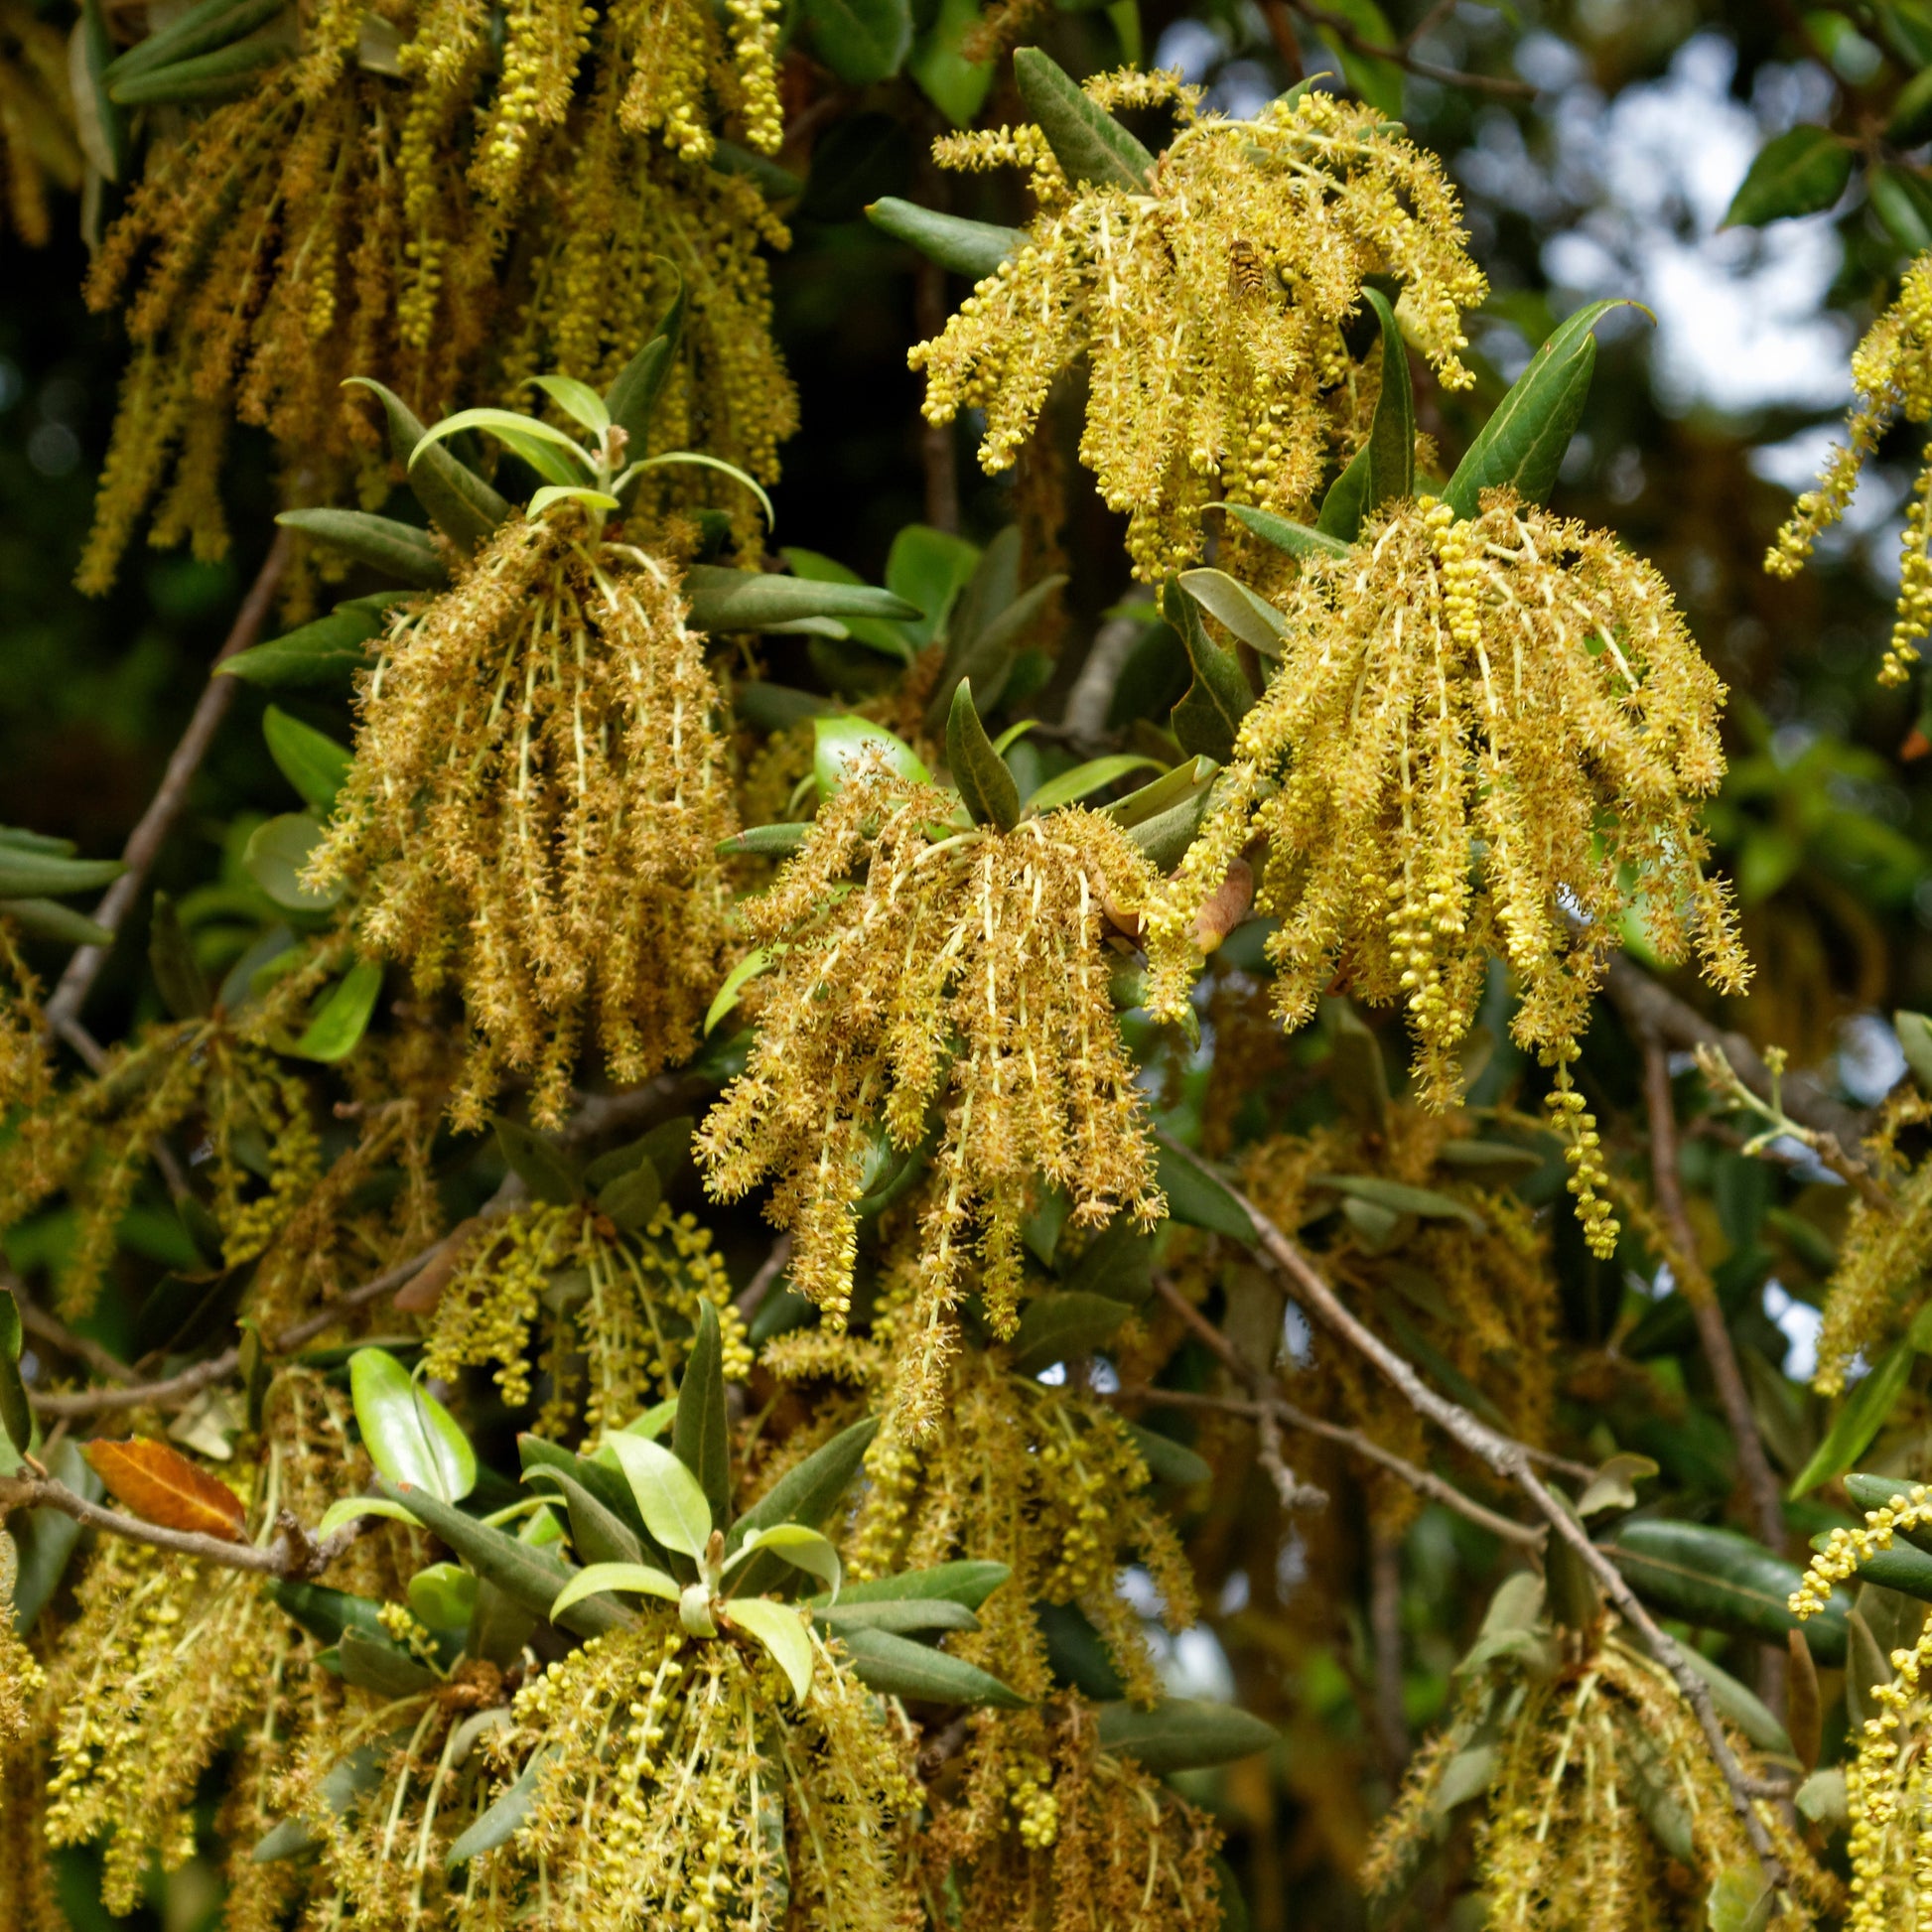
(629, 453, 774, 530)
(1024, 755, 1163, 815)
(412, 408, 595, 486)
(287, 958, 384, 1063)
(242, 813, 342, 914)
(1176, 570, 1286, 656)
(1788, 1342, 1914, 1498)
(318, 1494, 420, 1535)
(813, 716, 931, 799)
(705, 948, 772, 1037)
(528, 374, 611, 436)
(408, 1561, 478, 1631)
(725, 1594, 817, 1701)
(549, 1560, 682, 1620)
(527, 485, 620, 518)
(348, 1347, 477, 1504)
(607, 1433, 715, 1560)
(728, 1525, 842, 1602)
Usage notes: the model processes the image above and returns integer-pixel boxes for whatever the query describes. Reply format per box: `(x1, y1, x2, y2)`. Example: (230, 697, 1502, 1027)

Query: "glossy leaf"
(687, 569, 919, 635)
(550, 1560, 682, 1619)
(408, 1561, 478, 1630)
(1789, 1342, 1914, 1498)
(828, 1559, 1009, 1610)
(523, 1465, 647, 1568)
(838, 1624, 1027, 1707)
(608, 1433, 714, 1560)
(866, 198, 1024, 277)
(1013, 46, 1153, 190)
(1163, 578, 1253, 763)
(276, 509, 449, 589)
(673, 1300, 732, 1530)
(0, 1291, 30, 1456)
(242, 813, 340, 913)
(816, 1597, 976, 1633)
(1217, 502, 1350, 562)
(725, 1595, 816, 1701)
(813, 715, 930, 799)
(267, 1580, 389, 1647)
(411, 408, 594, 486)
(1009, 1291, 1130, 1374)
(288, 958, 384, 1063)
(1443, 300, 1640, 520)
(1723, 126, 1853, 227)
(527, 484, 620, 518)
(345, 378, 508, 553)
(529, 373, 609, 435)
(1096, 1698, 1279, 1772)
(1176, 570, 1286, 656)
(1155, 1136, 1255, 1243)
(1604, 1519, 1847, 1664)
(83, 1437, 247, 1541)
(348, 1347, 477, 1504)
(945, 680, 1021, 831)
(705, 947, 772, 1037)
(519, 1434, 650, 1547)
(730, 1524, 842, 1600)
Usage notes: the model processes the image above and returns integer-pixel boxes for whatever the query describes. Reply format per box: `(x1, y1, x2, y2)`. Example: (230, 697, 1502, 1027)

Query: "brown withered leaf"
(82, 1437, 248, 1543)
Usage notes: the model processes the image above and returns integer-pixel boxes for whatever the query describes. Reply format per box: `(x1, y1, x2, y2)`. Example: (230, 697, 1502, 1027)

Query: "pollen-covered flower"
(910, 70, 1486, 577)
(697, 767, 1164, 1413)
(311, 512, 736, 1128)
(1148, 494, 1746, 1256)
(486, 1613, 920, 1931)
(1767, 251, 1932, 685)
(422, 1197, 752, 1438)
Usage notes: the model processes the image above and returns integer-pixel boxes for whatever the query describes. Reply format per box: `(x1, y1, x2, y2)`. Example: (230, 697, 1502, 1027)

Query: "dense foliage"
(18, 3, 1932, 1930)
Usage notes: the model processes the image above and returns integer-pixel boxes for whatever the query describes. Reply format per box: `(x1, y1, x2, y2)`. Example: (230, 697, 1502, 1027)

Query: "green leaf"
(9, 1441, 98, 1634)
(1603, 1519, 1847, 1664)
(1789, 1342, 1914, 1498)
(626, 453, 774, 529)
(276, 509, 449, 590)
(218, 599, 391, 690)
(1677, 1645, 1794, 1757)
(1359, 287, 1416, 518)
(491, 1116, 583, 1206)
(1868, 163, 1932, 255)
(866, 198, 1024, 278)
(685, 567, 919, 633)
(945, 680, 1021, 832)
(829, 1559, 1009, 1610)
(339, 1626, 439, 1697)
(1163, 578, 1254, 763)
(1707, 1867, 1774, 1932)
(0, 1291, 30, 1456)
(348, 1347, 477, 1504)
(527, 485, 620, 518)
(1122, 1420, 1211, 1485)
(729, 1524, 842, 1600)
(673, 1300, 732, 1531)
(446, 1746, 555, 1868)
(523, 1465, 647, 1568)
(100, 0, 283, 83)
(1311, 1173, 1485, 1233)
(263, 705, 352, 815)
(1013, 46, 1154, 191)
(1009, 1291, 1131, 1373)
(837, 1624, 1028, 1707)
(705, 948, 772, 1038)
(1313, 0, 1402, 114)
(1443, 301, 1639, 520)
(725, 1595, 816, 1701)
(345, 379, 508, 554)
(108, 32, 288, 105)
(1096, 1698, 1278, 1772)
(813, 715, 931, 800)
(607, 1434, 715, 1560)
(550, 1560, 682, 1619)
(288, 958, 384, 1062)
(907, 0, 995, 126)
(726, 1416, 880, 1595)
(1845, 1473, 1932, 1552)
(607, 275, 687, 453)
(816, 1597, 977, 1633)
(266, 1580, 389, 1647)
(148, 891, 209, 1021)
(1723, 126, 1853, 227)
(802, 0, 910, 83)
(1217, 502, 1350, 562)
(1023, 755, 1163, 815)
(529, 374, 610, 436)
(519, 1434, 651, 1548)
(1315, 443, 1371, 543)
(716, 823, 810, 860)
(594, 1159, 662, 1233)
(1898, 1010, 1932, 1095)
(1176, 570, 1286, 656)
(408, 1561, 478, 1631)
(887, 524, 981, 648)
(6, 899, 112, 946)
(1890, 69, 1932, 147)
(924, 570, 1066, 732)
(0, 847, 122, 898)
(69, 0, 126, 183)
(242, 814, 341, 913)
(1155, 1136, 1255, 1244)
(1037, 1598, 1126, 1699)
(411, 408, 595, 487)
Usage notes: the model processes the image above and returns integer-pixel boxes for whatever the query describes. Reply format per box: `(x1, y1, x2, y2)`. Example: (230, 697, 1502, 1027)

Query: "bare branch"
(45, 528, 294, 1036)
(1281, 0, 1537, 96)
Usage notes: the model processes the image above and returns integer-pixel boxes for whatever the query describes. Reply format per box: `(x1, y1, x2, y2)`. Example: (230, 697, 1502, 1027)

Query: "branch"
(0, 1475, 360, 1581)
(1206, 1159, 1792, 1890)
(44, 530, 293, 1037)
(1281, 0, 1536, 96)
(1640, 1035, 1789, 1558)
(733, 1234, 793, 1321)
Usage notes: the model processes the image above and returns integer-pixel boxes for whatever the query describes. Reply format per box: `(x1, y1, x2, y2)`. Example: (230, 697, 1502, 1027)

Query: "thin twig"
(1283, 0, 1536, 96)
(5, 1274, 134, 1384)
(1196, 1151, 1792, 1892)
(733, 1234, 793, 1321)
(0, 1475, 361, 1580)
(45, 529, 293, 1037)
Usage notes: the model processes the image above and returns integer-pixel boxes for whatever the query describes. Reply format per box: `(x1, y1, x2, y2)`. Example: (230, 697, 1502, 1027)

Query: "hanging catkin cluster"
(0, 0, 79, 246)
(909, 71, 1486, 577)
(1147, 494, 1746, 1255)
(79, 0, 795, 591)
(311, 512, 736, 1129)
(697, 768, 1165, 1420)
(1767, 250, 1932, 684)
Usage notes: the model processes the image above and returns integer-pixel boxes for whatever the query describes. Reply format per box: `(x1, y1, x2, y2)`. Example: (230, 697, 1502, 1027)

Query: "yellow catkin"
(1768, 251, 1932, 684)
(911, 72, 1485, 577)
(0, 0, 81, 247)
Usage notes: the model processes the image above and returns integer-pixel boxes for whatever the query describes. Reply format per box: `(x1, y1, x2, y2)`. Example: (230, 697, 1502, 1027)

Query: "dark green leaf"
(1315, 443, 1371, 542)
(865, 198, 1025, 278)
(717, 823, 810, 860)
(838, 1624, 1028, 1707)
(339, 1626, 439, 1697)
(1009, 1291, 1130, 1373)
(1869, 164, 1932, 255)
(524, 1465, 647, 1567)
(725, 1416, 878, 1595)
(1678, 1644, 1793, 1756)
(5, 899, 113, 946)
(71, 0, 126, 182)
(0, 1291, 30, 1456)
(925, 568, 1066, 731)
(148, 891, 209, 1021)
(491, 1116, 584, 1206)
(1723, 126, 1853, 227)
(1163, 578, 1254, 763)
(100, 0, 282, 82)
(607, 274, 686, 454)
(833, 1561, 1010, 1609)
(673, 1300, 732, 1531)
(1889, 69, 1932, 146)
(1155, 1135, 1255, 1243)
(1096, 1698, 1278, 1771)
(9, 1441, 99, 1633)
(801, 0, 910, 84)
(1312, 1173, 1485, 1233)
(447, 1747, 554, 1868)
(1443, 301, 1637, 520)
(345, 378, 508, 554)
(276, 509, 448, 590)
(518, 1435, 650, 1546)
(1359, 287, 1415, 518)
(1122, 1420, 1211, 1485)
(1789, 1343, 1913, 1498)
(945, 680, 1021, 832)
(218, 600, 391, 690)
(1059, 1218, 1153, 1304)
(0, 847, 123, 899)
(1218, 503, 1350, 562)
(263, 706, 352, 816)
(817, 1597, 978, 1633)
(1107, 758, 1221, 871)
(1037, 1598, 1125, 1698)
(685, 567, 919, 632)
(266, 1580, 389, 1648)
(1604, 1519, 1847, 1664)
(1013, 46, 1154, 190)
(1846, 1472, 1932, 1553)
(108, 10, 288, 103)
(595, 1160, 662, 1233)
